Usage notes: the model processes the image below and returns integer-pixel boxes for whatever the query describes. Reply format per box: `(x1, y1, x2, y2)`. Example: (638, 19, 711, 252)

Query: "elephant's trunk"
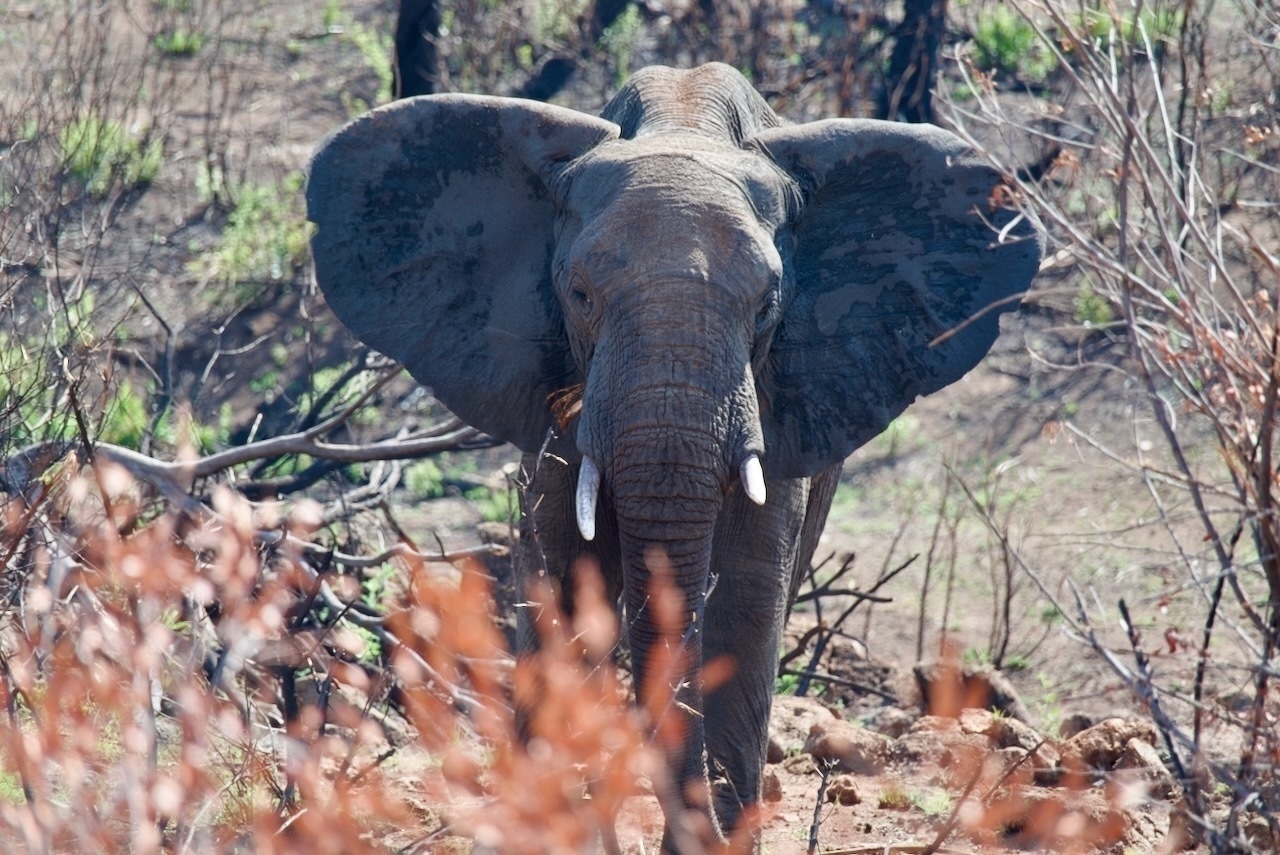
(576, 306, 764, 838)
(612, 454, 722, 828)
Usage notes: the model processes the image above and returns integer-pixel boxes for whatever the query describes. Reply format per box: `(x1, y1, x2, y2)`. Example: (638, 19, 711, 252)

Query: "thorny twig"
(789, 552, 914, 697)
(807, 759, 834, 855)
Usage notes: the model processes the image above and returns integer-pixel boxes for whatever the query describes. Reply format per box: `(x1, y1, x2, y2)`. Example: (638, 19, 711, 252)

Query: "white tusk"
(741, 454, 766, 506)
(576, 456, 600, 541)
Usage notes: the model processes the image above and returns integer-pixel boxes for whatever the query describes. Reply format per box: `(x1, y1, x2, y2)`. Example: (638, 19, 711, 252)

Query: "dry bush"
(942, 0, 1280, 847)
(0, 455, 688, 852)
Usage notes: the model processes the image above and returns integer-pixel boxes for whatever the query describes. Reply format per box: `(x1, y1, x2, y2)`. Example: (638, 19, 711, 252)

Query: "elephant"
(306, 63, 1042, 848)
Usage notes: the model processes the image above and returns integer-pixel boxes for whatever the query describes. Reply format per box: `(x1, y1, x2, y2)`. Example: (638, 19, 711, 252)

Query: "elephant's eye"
(568, 275, 593, 314)
(755, 295, 777, 329)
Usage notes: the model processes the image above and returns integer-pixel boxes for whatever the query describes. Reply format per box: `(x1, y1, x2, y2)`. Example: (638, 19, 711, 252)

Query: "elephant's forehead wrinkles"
(567, 141, 791, 221)
(581, 208, 775, 297)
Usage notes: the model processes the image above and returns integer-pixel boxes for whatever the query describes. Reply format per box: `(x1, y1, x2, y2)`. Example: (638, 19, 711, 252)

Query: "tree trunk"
(880, 0, 948, 123)
(394, 0, 440, 99)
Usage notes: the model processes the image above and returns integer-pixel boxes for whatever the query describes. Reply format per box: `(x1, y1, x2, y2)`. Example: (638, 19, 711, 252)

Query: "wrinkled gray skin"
(307, 63, 1042, 849)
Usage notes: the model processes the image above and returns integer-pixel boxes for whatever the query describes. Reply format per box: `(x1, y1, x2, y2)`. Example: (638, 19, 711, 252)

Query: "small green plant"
(153, 29, 205, 56)
(259, 453, 315, 478)
(361, 563, 397, 611)
(248, 369, 279, 395)
(467, 484, 521, 524)
(195, 160, 228, 204)
(293, 364, 381, 426)
(347, 623, 382, 662)
(972, 7, 1057, 82)
(322, 0, 342, 32)
(94, 386, 221, 453)
(531, 0, 589, 44)
(98, 382, 150, 450)
(912, 789, 952, 817)
(407, 459, 446, 500)
(775, 672, 800, 695)
(1078, 6, 1183, 48)
(323, 565, 400, 663)
(1, 334, 67, 446)
(1003, 653, 1031, 672)
(878, 785, 912, 810)
(0, 770, 25, 806)
(173, 402, 233, 453)
(270, 342, 290, 368)
(1034, 671, 1063, 736)
(60, 115, 163, 195)
(1073, 283, 1115, 326)
(159, 607, 191, 633)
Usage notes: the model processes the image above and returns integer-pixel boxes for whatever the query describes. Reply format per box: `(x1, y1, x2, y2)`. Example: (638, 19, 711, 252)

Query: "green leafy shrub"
(775, 672, 800, 695)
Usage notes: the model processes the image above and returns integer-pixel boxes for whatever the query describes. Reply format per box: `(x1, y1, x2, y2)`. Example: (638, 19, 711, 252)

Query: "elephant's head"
(307, 62, 1041, 834)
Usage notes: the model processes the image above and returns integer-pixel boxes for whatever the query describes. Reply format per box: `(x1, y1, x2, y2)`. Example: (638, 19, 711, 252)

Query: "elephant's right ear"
(307, 95, 619, 450)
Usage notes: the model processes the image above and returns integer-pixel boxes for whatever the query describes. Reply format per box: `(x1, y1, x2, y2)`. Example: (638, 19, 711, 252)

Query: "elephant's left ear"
(750, 120, 1044, 479)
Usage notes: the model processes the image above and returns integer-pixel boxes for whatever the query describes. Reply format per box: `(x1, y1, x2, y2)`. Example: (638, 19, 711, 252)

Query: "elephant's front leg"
(702, 477, 812, 836)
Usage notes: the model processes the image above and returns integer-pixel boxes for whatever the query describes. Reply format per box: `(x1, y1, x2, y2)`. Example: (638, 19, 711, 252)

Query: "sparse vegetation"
(947, 0, 1280, 845)
(193, 171, 313, 305)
